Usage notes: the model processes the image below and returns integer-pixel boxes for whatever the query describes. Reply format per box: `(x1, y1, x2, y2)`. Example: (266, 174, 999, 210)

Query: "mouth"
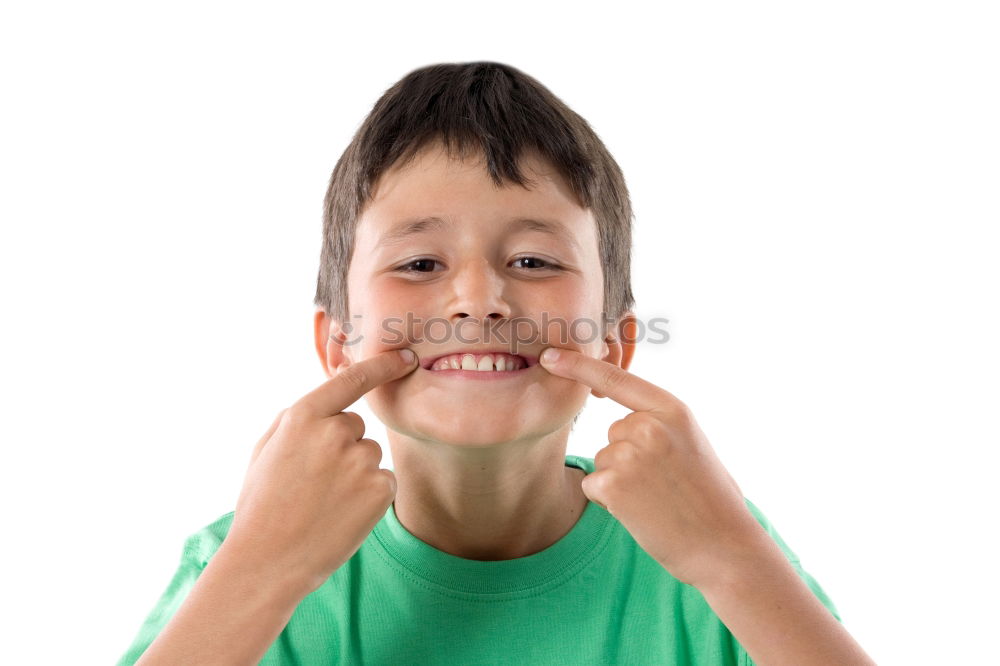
(418, 350, 538, 375)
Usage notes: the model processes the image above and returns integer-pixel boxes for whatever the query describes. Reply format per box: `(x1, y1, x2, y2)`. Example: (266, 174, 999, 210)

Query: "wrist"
(212, 536, 319, 609)
(694, 528, 789, 601)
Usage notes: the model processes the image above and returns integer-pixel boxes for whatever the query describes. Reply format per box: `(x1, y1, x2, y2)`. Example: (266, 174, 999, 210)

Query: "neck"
(386, 423, 589, 561)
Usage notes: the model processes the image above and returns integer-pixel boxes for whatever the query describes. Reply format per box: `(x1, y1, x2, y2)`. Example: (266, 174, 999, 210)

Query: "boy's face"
(318, 141, 631, 446)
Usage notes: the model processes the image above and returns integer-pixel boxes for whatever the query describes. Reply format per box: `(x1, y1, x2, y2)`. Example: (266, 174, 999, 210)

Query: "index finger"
(298, 348, 418, 417)
(247, 408, 287, 469)
(539, 347, 677, 413)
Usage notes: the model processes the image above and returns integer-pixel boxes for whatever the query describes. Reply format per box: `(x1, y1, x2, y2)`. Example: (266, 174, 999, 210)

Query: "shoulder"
(740, 497, 802, 564)
(565, 454, 595, 474)
(179, 510, 235, 567)
(739, 497, 843, 622)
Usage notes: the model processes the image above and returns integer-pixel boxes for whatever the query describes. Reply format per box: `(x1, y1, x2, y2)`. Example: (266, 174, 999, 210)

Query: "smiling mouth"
(421, 351, 538, 373)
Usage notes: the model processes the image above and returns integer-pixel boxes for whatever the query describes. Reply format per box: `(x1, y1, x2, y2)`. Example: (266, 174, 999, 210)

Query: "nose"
(447, 256, 512, 324)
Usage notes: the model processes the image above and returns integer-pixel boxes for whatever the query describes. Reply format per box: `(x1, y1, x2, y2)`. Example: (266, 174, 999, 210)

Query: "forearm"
(135, 541, 313, 666)
(697, 533, 876, 666)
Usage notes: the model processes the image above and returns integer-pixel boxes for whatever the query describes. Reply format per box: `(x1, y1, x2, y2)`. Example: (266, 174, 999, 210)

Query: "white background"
(2, 1, 997, 664)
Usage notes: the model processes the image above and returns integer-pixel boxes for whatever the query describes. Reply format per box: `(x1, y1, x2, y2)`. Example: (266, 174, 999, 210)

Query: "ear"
(591, 311, 638, 399)
(313, 307, 354, 379)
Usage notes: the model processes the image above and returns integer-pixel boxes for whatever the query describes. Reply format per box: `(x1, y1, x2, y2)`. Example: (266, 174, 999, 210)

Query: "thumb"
(248, 408, 287, 469)
(580, 472, 610, 513)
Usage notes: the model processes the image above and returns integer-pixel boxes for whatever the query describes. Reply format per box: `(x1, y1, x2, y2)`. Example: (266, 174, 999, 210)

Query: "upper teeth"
(430, 353, 525, 372)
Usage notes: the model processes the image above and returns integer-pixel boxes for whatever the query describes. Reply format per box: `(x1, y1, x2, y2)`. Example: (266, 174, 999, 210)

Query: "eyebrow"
(377, 215, 579, 250)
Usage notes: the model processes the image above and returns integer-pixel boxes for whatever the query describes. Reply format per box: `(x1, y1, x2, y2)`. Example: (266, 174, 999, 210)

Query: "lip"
(422, 366, 536, 381)
(418, 350, 539, 371)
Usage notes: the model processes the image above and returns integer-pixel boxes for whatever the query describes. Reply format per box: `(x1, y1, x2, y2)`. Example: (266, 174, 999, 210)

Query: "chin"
(367, 385, 588, 444)
(380, 406, 582, 449)
(410, 414, 541, 447)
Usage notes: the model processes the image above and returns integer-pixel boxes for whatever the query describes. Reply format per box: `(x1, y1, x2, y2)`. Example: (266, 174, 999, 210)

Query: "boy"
(118, 62, 875, 665)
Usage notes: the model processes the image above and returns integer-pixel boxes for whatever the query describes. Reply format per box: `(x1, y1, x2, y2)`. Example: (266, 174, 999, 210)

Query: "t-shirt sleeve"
(733, 497, 843, 666)
(114, 528, 223, 666)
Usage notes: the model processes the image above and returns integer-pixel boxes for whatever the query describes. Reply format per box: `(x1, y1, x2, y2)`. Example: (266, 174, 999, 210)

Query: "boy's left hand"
(539, 346, 766, 590)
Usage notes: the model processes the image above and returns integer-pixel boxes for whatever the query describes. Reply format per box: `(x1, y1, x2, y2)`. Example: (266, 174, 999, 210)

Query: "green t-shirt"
(117, 454, 841, 665)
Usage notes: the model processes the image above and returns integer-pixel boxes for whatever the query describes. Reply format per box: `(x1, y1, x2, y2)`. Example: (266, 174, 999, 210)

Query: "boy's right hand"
(222, 348, 418, 597)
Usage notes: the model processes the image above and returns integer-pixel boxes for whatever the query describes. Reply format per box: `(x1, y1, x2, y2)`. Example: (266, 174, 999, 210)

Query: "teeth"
(431, 352, 525, 372)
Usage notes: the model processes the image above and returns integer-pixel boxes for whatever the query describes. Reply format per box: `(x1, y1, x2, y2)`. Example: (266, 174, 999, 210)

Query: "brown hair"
(313, 61, 635, 326)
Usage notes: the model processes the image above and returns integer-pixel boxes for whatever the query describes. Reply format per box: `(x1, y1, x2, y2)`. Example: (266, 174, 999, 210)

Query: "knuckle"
(337, 443, 369, 474)
(342, 440, 366, 464)
(338, 365, 370, 392)
(667, 400, 694, 426)
(359, 438, 383, 464)
(616, 439, 640, 460)
(607, 418, 627, 442)
(373, 468, 397, 496)
(599, 365, 627, 393)
(283, 403, 312, 427)
(596, 468, 619, 495)
(622, 412, 648, 434)
(635, 418, 659, 441)
(340, 410, 366, 435)
(327, 418, 357, 444)
(627, 412, 667, 441)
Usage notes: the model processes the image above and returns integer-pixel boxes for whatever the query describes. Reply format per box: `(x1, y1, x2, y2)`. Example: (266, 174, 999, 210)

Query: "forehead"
(371, 141, 580, 202)
(357, 142, 593, 244)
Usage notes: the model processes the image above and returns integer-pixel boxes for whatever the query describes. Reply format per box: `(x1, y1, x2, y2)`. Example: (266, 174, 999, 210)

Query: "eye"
(395, 258, 442, 273)
(512, 256, 560, 270)
(394, 256, 562, 275)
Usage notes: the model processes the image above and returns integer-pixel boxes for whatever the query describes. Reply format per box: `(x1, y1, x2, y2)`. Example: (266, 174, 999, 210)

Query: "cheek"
(356, 294, 444, 352)
(538, 310, 607, 350)
(347, 310, 418, 360)
(364, 381, 408, 416)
